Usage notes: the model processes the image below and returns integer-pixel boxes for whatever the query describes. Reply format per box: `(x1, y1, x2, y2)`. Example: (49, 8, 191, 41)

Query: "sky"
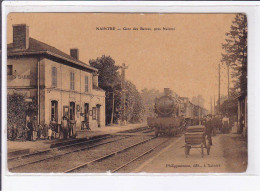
(7, 13, 236, 110)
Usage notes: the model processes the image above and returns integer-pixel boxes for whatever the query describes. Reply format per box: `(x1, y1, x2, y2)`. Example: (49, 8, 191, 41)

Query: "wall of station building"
(7, 56, 106, 130)
(7, 57, 39, 90)
(43, 88, 105, 130)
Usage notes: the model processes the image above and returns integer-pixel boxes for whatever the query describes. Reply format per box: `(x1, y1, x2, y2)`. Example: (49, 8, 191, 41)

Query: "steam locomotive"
(147, 88, 184, 137)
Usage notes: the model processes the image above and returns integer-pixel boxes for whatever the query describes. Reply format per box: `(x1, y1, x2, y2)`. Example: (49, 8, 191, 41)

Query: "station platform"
(133, 133, 247, 173)
(7, 123, 146, 157)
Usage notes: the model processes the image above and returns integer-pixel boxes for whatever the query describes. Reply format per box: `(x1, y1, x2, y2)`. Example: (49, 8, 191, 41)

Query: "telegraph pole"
(210, 97, 212, 115)
(121, 63, 128, 125)
(214, 96, 216, 115)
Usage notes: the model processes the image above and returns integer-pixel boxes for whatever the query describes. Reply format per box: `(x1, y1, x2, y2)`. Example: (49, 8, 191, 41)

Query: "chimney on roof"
(13, 24, 29, 50)
(70, 48, 79, 60)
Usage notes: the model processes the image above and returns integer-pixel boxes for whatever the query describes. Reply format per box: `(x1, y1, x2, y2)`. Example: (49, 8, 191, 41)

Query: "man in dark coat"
(26, 119, 33, 141)
(205, 115, 213, 145)
(211, 115, 218, 136)
(32, 116, 38, 141)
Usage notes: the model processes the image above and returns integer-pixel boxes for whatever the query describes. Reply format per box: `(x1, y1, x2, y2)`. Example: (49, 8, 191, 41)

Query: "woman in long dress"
(48, 123, 53, 140)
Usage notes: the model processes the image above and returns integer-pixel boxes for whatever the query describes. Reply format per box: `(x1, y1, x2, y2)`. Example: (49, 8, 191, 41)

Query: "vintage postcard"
(5, 12, 248, 174)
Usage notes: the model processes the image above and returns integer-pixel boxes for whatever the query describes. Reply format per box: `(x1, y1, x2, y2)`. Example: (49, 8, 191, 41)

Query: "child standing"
(48, 123, 53, 140)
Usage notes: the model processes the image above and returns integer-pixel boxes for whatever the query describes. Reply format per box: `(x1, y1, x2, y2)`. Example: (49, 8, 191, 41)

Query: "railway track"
(63, 136, 171, 173)
(118, 126, 148, 134)
(63, 136, 156, 173)
(142, 129, 154, 134)
(9, 135, 131, 171)
(110, 138, 170, 173)
(9, 126, 167, 173)
(8, 135, 113, 162)
(9, 126, 150, 163)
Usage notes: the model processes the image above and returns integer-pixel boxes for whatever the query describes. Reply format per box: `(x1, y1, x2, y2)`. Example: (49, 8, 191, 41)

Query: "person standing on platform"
(61, 116, 69, 139)
(222, 115, 230, 134)
(26, 118, 33, 141)
(69, 115, 75, 138)
(38, 123, 43, 139)
(32, 116, 38, 141)
(50, 119, 57, 139)
(240, 114, 245, 134)
(217, 115, 223, 133)
(43, 123, 48, 139)
(211, 115, 218, 136)
(205, 115, 213, 146)
(201, 116, 207, 126)
(48, 123, 53, 140)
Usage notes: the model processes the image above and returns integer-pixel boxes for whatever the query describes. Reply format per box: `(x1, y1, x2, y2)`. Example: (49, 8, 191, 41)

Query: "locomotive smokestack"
(164, 88, 172, 96)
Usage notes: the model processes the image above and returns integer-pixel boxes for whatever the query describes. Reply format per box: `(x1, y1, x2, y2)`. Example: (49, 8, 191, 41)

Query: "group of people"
(8, 115, 76, 141)
(182, 114, 231, 146)
(202, 114, 231, 146)
(202, 114, 230, 134)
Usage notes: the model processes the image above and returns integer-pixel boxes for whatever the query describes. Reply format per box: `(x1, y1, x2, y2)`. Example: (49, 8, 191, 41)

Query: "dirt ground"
(134, 133, 248, 173)
(220, 134, 248, 173)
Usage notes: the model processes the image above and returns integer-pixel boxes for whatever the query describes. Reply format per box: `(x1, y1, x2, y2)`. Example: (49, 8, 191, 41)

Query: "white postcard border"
(2, 1, 260, 190)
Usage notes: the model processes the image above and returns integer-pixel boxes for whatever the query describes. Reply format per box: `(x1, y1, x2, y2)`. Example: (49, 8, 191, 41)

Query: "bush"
(7, 93, 38, 134)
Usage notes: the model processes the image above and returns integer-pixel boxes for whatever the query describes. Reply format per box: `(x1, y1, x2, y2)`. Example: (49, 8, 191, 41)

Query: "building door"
(69, 102, 75, 121)
(96, 105, 101, 127)
(51, 100, 58, 122)
(84, 103, 89, 123)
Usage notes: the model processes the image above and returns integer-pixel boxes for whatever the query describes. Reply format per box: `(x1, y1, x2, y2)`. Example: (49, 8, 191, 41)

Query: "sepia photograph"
(5, 12, 248, 174)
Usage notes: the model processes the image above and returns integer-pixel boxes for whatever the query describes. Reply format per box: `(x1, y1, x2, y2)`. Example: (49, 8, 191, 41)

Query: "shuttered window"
(51, 100, 58, 122)
(7, 65, 13, 75)
(52, 67, 57, 87)
(85, 75, 89, 92)
(70, 71, 75, 90)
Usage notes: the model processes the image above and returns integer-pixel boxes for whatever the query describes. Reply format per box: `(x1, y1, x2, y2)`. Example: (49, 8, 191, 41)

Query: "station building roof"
(7, 37, 98, 73)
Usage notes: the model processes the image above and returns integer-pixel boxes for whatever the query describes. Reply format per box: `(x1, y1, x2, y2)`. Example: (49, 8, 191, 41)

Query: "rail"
(9, 136, 131, 171)
(64, 136, 156, 173)
(111, 138, 170, 173)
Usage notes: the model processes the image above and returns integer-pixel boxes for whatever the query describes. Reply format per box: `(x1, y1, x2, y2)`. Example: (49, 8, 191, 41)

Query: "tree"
(214, 95, 228, 113)
(140, 88, 162, 118)
(89, 55, 121, 125)
(222, 13, 247, 95)
(7, 93, 38, 134)
(125, 81, 144, 123)
(215, 90, 238, 124)
(90, 55, 144, 124)
(219, 98, 238, 118)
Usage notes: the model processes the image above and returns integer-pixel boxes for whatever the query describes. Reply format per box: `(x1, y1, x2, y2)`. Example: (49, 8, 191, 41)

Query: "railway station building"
(7, 24, 106, 131)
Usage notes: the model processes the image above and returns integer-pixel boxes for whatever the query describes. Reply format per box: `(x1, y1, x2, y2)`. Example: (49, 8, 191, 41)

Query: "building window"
(7, 65, 13, 76)
(69, 102, 75, 121)
(85, 75, 89, 92)
(52, 67, 57, 87)
(70, 72, 75, 90)
(84, 103, 89, 122)
(51, 100, 58, 122)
